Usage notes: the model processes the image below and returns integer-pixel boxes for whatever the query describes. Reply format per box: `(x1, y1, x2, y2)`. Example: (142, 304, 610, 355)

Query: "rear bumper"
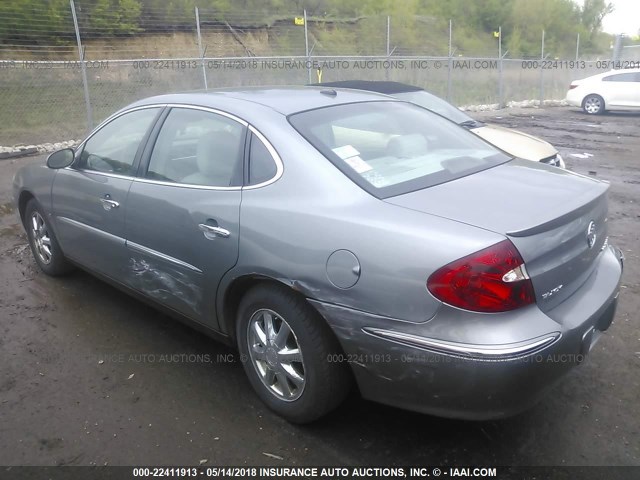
(565, 89, 584, 107)
(311, 244, 623, 420)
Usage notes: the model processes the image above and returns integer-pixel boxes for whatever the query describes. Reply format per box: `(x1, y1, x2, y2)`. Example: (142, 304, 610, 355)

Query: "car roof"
(311, 80, 424, 94)
(602, 68, 640, 74)
(129, 86, 393, 116)
(584, 68, 640, 80)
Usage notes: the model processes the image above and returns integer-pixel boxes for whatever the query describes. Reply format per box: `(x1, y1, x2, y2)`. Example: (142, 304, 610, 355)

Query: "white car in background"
(566, 68, 640, 115)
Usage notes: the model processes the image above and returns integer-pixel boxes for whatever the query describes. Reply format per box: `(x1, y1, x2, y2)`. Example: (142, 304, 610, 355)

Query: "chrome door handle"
(198, 223, 230, 239)
(100, 198, 120, 211)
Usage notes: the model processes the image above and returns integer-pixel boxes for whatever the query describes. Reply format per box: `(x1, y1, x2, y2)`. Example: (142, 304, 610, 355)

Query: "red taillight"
(569, 84, 577, 90)
(427, 240, 535, 313)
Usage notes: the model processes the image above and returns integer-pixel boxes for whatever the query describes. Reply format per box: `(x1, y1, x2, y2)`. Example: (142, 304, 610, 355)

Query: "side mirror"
(46, 148, 75, 169)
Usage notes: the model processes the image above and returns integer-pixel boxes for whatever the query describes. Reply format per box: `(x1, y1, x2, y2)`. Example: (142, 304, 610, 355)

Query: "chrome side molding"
(363, 328, 561, 360)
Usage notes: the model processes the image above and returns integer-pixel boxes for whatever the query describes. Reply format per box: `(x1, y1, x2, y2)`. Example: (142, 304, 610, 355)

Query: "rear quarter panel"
(218, 113, 505, 330)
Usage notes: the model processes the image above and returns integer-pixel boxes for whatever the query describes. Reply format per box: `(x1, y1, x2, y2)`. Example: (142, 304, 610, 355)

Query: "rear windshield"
(288, 101, 510, 198)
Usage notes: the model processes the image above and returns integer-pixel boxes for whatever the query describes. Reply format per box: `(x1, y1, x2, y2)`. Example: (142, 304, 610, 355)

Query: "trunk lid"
(385, 159, 609, 312)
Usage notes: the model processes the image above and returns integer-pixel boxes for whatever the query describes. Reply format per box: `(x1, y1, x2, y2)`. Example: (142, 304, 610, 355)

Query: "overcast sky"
(574, 0, 640, 36)
(603, 0, 640, 35)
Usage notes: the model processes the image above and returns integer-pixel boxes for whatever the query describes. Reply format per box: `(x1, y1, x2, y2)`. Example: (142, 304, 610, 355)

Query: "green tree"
(87, 0, 142, 35)
(0, 0, 618, 56)
(581, 0, 614, 36)
(0, 0, 72, 44)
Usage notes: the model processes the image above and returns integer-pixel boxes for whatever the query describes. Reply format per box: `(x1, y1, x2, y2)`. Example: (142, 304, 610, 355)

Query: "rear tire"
(237, 284, 351, 423)
(25, 199, 73, 276)
(582, 94, 604, 115)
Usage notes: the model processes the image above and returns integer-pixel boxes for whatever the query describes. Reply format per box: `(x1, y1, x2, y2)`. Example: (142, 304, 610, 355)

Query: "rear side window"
(289, 101, 509, 198)
(79, 107, 160, 175)
(247, 133, 278, 186)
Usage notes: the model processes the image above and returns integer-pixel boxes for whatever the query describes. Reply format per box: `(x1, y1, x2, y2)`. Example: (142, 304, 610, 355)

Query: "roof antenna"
(320, 89, 337, 97)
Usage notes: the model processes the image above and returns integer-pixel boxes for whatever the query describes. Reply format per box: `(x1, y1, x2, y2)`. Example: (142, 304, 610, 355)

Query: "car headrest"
(196, 130, 240, 183)
(386, 134, 428, 158)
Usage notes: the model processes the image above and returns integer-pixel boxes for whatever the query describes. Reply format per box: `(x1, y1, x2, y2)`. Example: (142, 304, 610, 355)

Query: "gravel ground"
(0, 106, 638, 467)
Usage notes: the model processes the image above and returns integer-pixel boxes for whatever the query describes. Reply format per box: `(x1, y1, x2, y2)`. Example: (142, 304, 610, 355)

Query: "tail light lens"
(427, 240, 535, 313)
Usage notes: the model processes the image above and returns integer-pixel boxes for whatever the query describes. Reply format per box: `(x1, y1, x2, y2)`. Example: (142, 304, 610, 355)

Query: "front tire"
(583, 94, 604, 115)
(237, 284, 351, 423)
(25, 199, 73, 276)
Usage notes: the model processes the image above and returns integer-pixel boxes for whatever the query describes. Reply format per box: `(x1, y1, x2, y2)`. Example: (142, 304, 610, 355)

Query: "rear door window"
(146, 108, 246, 187)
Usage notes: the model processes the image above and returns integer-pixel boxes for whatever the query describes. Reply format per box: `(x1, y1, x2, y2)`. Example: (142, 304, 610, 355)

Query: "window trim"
(71, 104, 165, 178)
(134, 104, 282, 191)
(137, 105, 248, 190)
(243, 125, 284, 190)
(68, 102, 284, 190)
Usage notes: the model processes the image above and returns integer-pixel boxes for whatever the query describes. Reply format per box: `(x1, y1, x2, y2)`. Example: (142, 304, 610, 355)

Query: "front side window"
(289, 101, 509, 198)
(78, 108, 160, 175)
(147, 108, 245, 187)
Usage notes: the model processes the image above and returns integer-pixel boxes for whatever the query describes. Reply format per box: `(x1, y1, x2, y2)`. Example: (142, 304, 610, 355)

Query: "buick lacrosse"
(13, 87, 623, 423)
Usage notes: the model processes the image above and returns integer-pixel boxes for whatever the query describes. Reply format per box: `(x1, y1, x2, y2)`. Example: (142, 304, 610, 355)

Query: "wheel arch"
(18, 190, 36, 226)
(218, 273, 337, 346)
(229, 273, 356, 422)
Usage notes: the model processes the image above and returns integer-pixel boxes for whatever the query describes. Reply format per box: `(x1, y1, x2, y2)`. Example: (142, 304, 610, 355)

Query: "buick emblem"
(586, 221, 597, 249)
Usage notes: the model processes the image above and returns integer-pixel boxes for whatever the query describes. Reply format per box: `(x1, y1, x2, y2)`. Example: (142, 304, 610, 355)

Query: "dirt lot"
(0, 106, 638, 467)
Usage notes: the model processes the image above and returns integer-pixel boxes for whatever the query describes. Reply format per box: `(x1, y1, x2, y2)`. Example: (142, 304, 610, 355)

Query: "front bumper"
(310, 245, 623, 420)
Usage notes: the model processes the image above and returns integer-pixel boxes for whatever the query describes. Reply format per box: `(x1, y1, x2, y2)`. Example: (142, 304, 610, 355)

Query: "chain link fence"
(0, 1, 620, 146)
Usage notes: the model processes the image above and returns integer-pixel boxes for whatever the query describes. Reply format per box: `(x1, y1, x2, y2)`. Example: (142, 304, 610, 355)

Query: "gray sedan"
(13, 87, 623, 423)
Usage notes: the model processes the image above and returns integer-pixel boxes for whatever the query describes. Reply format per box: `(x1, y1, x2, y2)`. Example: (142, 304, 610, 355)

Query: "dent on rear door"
(123, 183, 242, 326)
(121, 106, 245, 328)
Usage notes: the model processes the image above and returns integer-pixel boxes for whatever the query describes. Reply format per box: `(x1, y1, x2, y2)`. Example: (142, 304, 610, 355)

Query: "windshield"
(289, 101, 510, 198)
(393, 91, 476, 126)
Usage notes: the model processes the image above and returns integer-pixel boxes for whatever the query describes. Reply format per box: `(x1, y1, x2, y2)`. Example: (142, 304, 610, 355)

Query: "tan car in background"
(472, 123, 563, 165)
(315, 80, 565, 168)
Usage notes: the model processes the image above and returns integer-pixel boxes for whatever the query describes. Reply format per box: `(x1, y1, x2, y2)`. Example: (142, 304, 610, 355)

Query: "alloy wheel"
(31, 211, 52, 265)
(246, 309, 306, 401)
(584, 96, 602, 114)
